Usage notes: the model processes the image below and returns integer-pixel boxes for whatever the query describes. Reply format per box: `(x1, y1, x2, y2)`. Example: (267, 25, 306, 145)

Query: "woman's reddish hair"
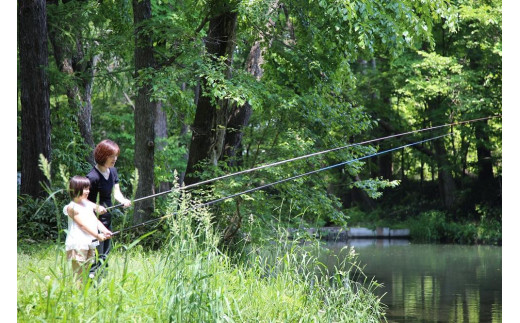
(94, 139, 120, 165)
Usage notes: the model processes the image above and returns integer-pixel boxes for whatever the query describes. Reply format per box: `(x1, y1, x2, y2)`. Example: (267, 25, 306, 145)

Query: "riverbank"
(17, 207, 386, 322)
(290, 211, 501, 246)
(289, 226, 410, 241)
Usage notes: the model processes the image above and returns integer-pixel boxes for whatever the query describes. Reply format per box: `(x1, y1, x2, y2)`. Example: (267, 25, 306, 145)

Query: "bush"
(17, 188, 386, 322)
(407, 209, 501, 245)
(17, 194, 69, 243)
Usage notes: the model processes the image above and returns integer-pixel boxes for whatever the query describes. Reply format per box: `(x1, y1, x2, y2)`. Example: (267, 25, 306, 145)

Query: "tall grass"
(18, 189, 385, 322)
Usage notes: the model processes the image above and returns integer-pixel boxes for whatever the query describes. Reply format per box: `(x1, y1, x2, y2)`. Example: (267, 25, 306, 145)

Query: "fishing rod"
(104, 132, 452, 239)
(106, 115, 500, 211)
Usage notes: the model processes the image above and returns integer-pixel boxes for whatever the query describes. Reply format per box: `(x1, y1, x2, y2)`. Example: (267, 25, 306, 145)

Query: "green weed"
(18, 189, 385, 322)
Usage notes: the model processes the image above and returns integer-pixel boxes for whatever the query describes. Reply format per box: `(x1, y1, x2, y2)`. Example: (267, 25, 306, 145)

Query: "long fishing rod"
(106, 132, 452, 238)
(107, 115, 500, 211)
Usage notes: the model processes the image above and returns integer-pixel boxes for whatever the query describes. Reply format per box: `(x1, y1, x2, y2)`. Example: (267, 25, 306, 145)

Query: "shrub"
(17, 194, 68, 243)
(407, 208, 501, 245)
(17, 187, 386, 322)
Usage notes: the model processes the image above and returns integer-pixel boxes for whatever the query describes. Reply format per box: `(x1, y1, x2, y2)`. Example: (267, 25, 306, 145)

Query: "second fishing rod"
(102, 132, 453, 239)
(106, 115, 500, 211)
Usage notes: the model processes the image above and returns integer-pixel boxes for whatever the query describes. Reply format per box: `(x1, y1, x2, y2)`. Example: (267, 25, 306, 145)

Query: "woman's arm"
(84, 199, 107, 215)
(114, 183, 131, 207)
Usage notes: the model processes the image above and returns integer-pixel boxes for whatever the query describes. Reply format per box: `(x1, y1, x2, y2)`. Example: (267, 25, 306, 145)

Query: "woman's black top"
(86, 167, 119, 226)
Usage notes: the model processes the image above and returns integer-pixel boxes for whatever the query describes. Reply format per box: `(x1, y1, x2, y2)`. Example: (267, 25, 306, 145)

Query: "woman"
(86, 139, 131, 276)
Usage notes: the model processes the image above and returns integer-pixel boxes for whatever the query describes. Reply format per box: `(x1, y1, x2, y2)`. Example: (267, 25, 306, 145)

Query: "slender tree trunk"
(47, 0, 95, 163)
(18, 0, 51, 198)
(400, 149, 405, 180)
(223, 102, 252, 167)
(133, 0, 157, 223)
(184, 8, 238, 185)
(222, 40, 261, 166)
(178, 82, 190, 185)
(460, 134, 469, 179)
(76, 54, 96, 153)
(433, 139, 456, 209)
(420, 155, 424, 187)
(474, 120, 499, 208)
(474, 121, 494, 183)
(155, 101, 171, 192)
(222, 0, 278, 167)
(378, 152, 393, 180)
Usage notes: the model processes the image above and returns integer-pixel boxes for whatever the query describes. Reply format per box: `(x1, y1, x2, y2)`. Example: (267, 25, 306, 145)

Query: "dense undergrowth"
(17, 189, 386, 322)
(343, 177, 502, 245)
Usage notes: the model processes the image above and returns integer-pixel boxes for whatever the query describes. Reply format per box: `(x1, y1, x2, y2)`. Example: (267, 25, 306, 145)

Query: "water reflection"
(322, 240, 502, 323)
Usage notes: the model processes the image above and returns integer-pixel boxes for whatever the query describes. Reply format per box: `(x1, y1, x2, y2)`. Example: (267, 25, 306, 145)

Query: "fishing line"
(107, 132, 452, 238)
(107, 115, 500, 210)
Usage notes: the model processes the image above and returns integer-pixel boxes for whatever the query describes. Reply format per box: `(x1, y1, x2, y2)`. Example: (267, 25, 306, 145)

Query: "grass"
(18, 191, 385, 322)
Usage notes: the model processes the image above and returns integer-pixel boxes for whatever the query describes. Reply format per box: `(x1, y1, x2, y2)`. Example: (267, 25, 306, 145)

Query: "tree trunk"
(47, 0, 95, 163)
(223, 102, 252, 167)
(473, 120, 499, 207)
(133, 0, 157, 223)
(184, 8, 238, 185)
(76, 54, 96, 154)
(178, 82, 190, 186)
(222, 6, 278, 167)
(18, 0, 51, 198)
(420, 154, 425, 187)
(155, 101, 170, 192)
(474, 121, 494, 183)
(378, 152, 393, 180)
(400, 149, 405, 180)
(432, 139, 456, 209)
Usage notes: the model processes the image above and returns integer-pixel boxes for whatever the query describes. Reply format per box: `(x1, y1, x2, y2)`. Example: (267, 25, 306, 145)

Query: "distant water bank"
(289, 226, 410, 241)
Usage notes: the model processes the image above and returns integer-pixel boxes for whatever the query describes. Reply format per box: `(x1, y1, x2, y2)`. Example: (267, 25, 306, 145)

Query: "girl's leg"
(67, 249, 89, 286)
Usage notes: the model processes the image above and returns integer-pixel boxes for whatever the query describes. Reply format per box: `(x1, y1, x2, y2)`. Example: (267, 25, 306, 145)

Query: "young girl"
(64, 176, 113, 282)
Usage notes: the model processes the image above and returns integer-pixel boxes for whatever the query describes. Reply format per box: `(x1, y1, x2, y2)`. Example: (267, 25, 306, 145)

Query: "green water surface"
(323, 240, 502, 323)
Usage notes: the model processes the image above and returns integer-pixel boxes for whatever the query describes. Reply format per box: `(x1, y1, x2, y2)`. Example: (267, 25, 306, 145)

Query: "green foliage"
(17, 195, 67, 243)
(407, 210, 501, 245)
(154, 136, 189, 185)
(91, 99, 135, 188)
(474, 203, 502, 244)
(352, 178, 400, 199)
(18, 156, 70, 243)
(19, 0, 501, 248)
(18, 191, 385, 322)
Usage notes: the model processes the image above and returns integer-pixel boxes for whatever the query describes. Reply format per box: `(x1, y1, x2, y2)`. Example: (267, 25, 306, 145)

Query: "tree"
(47, 0, 97, 165)
(184, 1, 238, 185)
(450, 0, 502, 209)
(18, 0, 51, 198)
(132, 0, 158, 223)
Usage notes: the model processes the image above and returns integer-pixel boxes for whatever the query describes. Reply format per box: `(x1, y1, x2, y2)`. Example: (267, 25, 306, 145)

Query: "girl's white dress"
(63, 201, 99, 250)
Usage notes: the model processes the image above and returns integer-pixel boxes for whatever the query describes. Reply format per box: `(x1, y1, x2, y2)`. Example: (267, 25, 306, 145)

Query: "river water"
(322, 239, 502, 323)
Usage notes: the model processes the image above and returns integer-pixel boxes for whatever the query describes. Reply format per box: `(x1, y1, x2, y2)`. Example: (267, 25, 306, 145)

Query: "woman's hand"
(96, 205, 107, 215)
(122, 198, 131, 208)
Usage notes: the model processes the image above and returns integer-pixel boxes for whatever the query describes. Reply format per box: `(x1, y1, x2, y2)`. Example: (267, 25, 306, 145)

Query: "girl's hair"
(69, 176, 90, 199)
(94, 139, 120, 165)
